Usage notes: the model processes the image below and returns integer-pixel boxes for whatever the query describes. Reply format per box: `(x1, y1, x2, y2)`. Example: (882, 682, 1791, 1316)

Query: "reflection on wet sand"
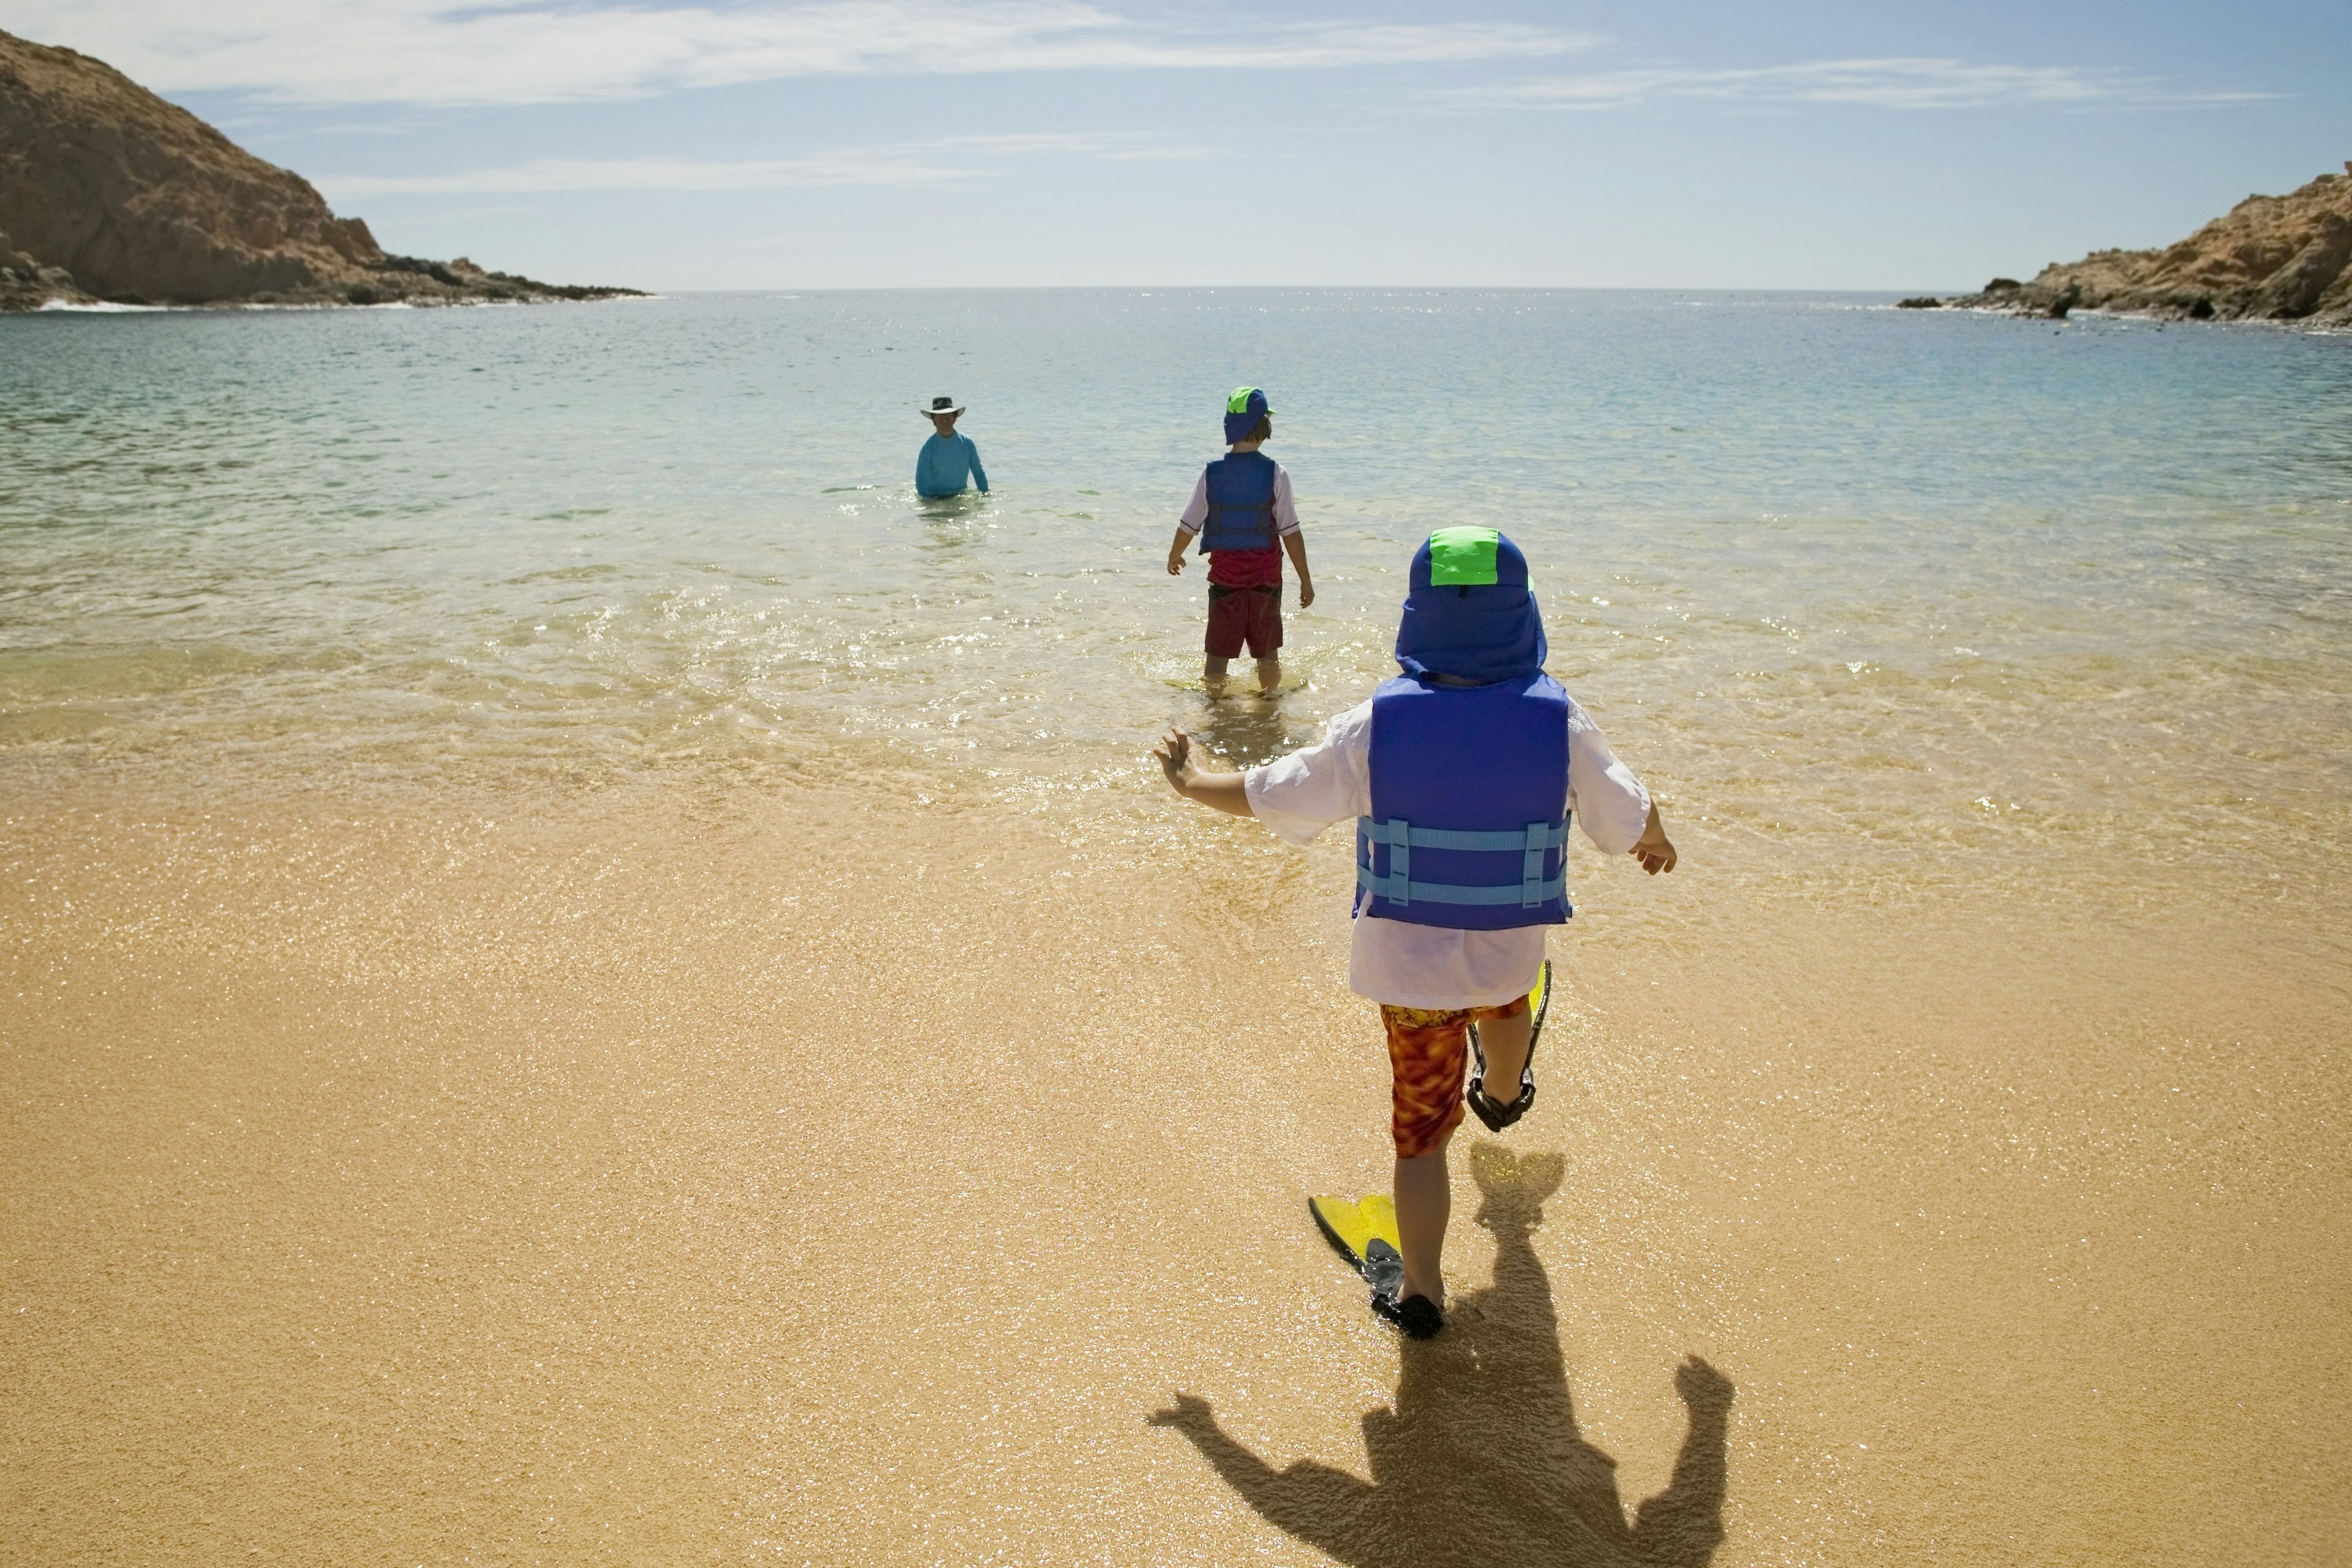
(1153, 1145, 1733, 1567)
(1190, 688, 1324, 769)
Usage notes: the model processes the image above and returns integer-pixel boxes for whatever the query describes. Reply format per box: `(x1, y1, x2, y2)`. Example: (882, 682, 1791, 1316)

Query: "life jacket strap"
(1354, 862, 1570, 908)
(1357, 816, 1566, 854)
(1355, 816, 1570, 910)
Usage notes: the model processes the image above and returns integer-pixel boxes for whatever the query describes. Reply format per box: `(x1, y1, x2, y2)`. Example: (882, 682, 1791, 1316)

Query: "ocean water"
(4, 290, 2349, 912)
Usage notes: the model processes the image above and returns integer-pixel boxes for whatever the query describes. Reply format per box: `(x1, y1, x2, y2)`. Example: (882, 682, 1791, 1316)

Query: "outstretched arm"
(1148, 1395, 1374, 1559)
(1154, 728, 1253, 816)
(1629, 1358, 1732, 1566)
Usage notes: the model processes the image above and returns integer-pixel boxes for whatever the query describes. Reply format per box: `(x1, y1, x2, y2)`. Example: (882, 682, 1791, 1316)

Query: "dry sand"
(3, 779, 2347, 1565)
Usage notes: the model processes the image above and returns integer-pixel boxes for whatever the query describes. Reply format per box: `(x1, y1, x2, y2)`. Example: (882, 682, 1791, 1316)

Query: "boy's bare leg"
(1254, 657, 1281, 695)
(1202, 656, 1230, 697)
(1475, 1007, 1534, 1104)
(1394, 1145, 1451, 1306)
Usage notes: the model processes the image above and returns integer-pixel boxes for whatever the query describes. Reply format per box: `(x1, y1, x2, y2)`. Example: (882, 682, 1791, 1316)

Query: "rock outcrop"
(0, 28, 638, 309)
(1935, 164, 2352, 326)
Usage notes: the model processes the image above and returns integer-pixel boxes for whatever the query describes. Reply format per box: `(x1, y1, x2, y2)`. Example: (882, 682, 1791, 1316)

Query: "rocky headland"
(0, 28, 639, 310)
(1905, 163, 2352, 326)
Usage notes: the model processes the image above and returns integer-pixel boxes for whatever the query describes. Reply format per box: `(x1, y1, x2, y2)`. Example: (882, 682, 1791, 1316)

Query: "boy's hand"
(1297, 576, 1315, 609)
(1630, 802, 1677, 875)
(1153, 727, 1197, 791)
(1153, 728, 1255, 817)
(1166, 549, 1186, 576)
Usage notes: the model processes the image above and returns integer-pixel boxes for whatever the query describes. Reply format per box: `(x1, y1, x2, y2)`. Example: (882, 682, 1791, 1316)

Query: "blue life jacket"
(1196, 453, 1278, 553)
(1356, 672, 1573, 930)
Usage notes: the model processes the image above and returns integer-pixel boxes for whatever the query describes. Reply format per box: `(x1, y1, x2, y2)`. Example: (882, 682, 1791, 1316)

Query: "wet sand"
(3, 780, 2347, 1565)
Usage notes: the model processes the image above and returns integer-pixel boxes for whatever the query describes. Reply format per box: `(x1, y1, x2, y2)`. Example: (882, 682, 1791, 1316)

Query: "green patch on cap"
(1227, 385, 1262, 413)
(1427, 527, 1501, 586)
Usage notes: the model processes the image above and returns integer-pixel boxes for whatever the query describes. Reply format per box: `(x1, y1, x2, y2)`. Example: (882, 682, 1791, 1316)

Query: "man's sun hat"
(921, 394, 965, 417)
(1223, 385, 1273, 443)
(1393, 527, 1547, 685)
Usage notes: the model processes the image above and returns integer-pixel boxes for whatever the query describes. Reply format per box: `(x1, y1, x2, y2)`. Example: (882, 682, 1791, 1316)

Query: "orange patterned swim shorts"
(1381, 994, 1531, 1158)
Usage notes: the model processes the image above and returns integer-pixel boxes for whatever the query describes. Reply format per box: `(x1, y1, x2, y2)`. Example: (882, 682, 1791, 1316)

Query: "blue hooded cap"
(1393, 527, 1547, 685)
(1223, 385, 1272, 444)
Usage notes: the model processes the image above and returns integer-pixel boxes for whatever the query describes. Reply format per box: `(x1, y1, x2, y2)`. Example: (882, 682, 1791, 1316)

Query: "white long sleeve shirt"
(1242, 690, 1653, 1009)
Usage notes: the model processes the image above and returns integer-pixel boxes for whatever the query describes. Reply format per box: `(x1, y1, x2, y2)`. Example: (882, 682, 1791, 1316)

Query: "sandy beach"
(6, 764, 2345, 1565)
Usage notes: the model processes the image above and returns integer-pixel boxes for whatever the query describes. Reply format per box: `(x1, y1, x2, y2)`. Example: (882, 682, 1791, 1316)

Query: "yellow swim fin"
(1309, 1193, 1402, 1279)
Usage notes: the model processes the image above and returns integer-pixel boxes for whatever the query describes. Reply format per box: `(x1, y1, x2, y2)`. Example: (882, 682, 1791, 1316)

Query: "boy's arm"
(1566, 703, 1676, 874)
(1281, 530, 1314, 608)
(1153, 728, 1252, 817)
(1169, 472, 1210, 574)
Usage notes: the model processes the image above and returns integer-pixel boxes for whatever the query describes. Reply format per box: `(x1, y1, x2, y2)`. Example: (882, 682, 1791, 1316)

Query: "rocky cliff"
(0, 28, 638, 309)
(1923, 164, 2352, 326)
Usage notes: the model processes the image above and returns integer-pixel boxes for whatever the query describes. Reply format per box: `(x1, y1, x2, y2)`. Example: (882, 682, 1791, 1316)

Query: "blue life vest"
(1356, 672, 1573, 930)
(1196, 453, 1278, 553)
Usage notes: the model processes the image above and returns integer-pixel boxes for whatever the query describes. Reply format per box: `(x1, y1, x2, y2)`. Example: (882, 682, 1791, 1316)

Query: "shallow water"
(5, 291, 2350, 914)
(4, 294, 2350, 1565)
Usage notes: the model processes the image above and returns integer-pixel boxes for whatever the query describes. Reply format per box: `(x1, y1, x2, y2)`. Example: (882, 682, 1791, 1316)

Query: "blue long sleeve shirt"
(916, 433, 988, 497)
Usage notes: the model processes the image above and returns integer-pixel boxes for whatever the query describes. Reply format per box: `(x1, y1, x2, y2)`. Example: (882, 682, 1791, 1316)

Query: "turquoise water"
(4, 290, 2348, 902)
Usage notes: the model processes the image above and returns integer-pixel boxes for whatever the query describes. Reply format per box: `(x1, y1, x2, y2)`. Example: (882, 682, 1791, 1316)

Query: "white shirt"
(1175, 462, 1302, 537)
(1243, 692, 1653, 1009)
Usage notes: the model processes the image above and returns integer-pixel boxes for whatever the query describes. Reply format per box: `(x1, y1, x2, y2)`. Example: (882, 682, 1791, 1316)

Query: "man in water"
(1152, 528, 1675, 1338)
(916, 396, 989, 498)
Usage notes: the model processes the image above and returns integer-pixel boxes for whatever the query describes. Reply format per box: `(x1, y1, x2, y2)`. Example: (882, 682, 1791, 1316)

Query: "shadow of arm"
(1150, 1395, 1378, 1559)
(1629, 1358, 1733, 1568)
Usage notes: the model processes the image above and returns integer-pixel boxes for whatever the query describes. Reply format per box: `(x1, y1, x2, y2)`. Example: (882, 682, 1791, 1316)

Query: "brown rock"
(1951, 164, 2352, 326)
(0, 27, 639, 309)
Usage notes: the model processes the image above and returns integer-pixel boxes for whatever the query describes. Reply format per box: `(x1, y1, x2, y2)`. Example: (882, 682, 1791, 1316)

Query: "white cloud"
(1429, 56, 2277, 112)
(9, 0, 1586, 107)
(320, 153, 958, 195)
(315, 132, 1205, 194)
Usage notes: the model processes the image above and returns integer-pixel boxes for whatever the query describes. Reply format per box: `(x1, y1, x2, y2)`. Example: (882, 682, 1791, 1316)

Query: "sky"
(8, 0, 2348, 290)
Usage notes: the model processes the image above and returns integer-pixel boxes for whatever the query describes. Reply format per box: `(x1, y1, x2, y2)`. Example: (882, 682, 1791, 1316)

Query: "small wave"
(38, 298, 173, 312)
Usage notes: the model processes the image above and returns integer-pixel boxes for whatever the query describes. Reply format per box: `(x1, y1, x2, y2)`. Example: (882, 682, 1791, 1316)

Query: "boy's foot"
(1371, 1291, 1446, 1340)
(1360, 1239, 1444, 1337)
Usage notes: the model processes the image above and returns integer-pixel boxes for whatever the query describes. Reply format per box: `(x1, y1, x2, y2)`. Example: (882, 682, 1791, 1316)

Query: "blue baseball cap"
(1223, 385, 1272, 443)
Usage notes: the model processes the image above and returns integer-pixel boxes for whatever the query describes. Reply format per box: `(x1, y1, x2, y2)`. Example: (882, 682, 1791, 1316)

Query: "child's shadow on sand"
(1150, 1145, 1733, 1568)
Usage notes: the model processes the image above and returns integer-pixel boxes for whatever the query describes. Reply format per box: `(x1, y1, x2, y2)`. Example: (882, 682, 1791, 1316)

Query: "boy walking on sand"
(916, 396, 989, 498)
(1152, 527, 1675, 1338)
(1166, 387, 1314, 697)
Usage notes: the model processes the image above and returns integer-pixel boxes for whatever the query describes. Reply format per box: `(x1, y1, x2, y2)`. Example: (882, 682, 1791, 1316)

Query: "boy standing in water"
(1166, 386, 1314, 698)
(1152, 528, 1675, 1338)
(916, 396, 989, 498)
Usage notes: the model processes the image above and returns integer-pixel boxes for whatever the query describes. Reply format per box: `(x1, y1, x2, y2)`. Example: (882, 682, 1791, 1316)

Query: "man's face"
(930, 412, 960, 437)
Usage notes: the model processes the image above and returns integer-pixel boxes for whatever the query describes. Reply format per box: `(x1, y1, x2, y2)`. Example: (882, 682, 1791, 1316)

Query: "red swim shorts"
(1381, 995, 1532, 1158)
(1205, 584, 1283, 660)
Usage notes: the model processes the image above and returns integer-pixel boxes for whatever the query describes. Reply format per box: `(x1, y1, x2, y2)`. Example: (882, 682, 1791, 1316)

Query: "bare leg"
(1203, 655, 1231, 697)
(1254, 657, 1281, 696)
(1394, 1144, 1452, 1305)
(1474, 1006, 1534, 1104)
